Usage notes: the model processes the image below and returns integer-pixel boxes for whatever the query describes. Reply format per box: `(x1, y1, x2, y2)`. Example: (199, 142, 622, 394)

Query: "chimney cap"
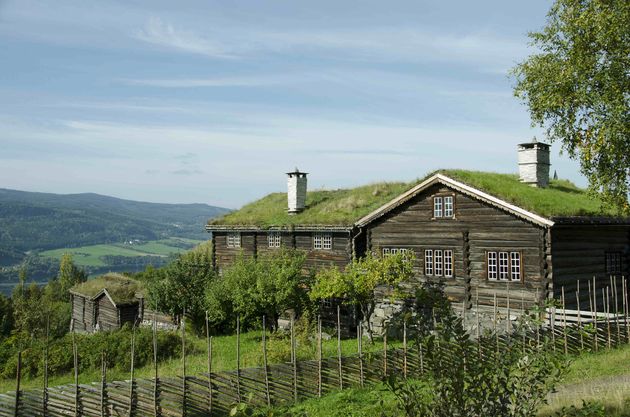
(518, 137, 550, 150)
(286, 167, 308, 176)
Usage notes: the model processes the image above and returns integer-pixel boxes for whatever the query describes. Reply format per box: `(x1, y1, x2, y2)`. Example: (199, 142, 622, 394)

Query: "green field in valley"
(39, 237, 205, 267)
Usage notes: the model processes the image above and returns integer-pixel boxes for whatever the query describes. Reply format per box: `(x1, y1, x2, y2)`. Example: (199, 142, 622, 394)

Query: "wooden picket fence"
(2, 277, 630, 417)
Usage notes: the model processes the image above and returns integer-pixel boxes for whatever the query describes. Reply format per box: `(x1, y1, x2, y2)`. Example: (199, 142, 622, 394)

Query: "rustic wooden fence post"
(506, 282, 511, 334)
(129, 326, 136, 417)
(181, 312, 187, 417)
(593, 277, 598, 352)
(577, 280, 584, 350)
(561, 287, 568, 355)
(336, 305, 343, 390)
(262, 316, 270, 407)
(291, 317, 297, 402)
(383, 329, 388, 378)
(403, 320, 408, 379)
(14, 351, 21, 417)
(43, 317, 49, 417)
(317, 315, 322, 398)
(153, 315, 159, 417)
(613, 276, 621, 345)
(623, 278, 629, 343)
(207, 315, 214, 415)
(72, 331, 80, 417)
(100, 352, 107, 417)
(236, 315, 241, 403)
(357, 321, 364, 387)
(493, 292, 498, 354)
(605, 288, 612, 349)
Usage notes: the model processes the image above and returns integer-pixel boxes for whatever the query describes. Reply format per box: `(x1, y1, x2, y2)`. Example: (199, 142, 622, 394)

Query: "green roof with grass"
(208, 170, 615, 227)
(70, 273, 143, 305)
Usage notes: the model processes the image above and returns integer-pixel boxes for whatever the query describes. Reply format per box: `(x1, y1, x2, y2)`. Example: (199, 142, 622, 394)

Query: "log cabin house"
(70, 274, 143, 333)
(206, 141, 630, 330)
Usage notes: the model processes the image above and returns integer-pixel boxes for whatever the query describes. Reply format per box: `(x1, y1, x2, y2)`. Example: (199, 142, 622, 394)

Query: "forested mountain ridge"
(0, 188, 229, 265)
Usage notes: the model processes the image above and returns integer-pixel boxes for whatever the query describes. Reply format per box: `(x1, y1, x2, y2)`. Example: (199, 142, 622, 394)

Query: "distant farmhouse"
(206, 141, 630, 330)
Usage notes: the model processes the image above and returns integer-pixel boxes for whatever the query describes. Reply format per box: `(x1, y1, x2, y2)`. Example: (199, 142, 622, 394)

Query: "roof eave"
(206, 224, 354, 232)
(355, 173, 555, 228)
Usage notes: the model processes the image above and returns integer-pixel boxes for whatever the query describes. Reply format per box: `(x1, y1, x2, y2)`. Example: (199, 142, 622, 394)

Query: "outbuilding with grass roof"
(70, 274, 144, 333)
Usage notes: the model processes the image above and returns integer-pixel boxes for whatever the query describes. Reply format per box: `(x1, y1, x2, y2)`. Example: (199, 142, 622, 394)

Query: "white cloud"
(134, 16, 235, 58)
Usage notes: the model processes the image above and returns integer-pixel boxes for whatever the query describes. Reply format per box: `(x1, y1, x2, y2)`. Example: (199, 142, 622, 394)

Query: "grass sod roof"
(208, 170, 616, 228)
(70, 273, 143, 305)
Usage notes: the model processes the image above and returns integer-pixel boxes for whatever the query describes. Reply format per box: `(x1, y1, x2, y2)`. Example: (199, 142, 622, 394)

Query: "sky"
(0, 0, 586, 208)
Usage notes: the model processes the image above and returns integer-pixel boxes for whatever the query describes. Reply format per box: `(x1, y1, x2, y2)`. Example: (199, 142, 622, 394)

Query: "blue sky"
(0, 0, 585, 208)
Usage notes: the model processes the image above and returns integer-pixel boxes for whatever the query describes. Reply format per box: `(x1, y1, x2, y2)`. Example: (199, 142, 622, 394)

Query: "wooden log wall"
(368, 184, 546, 311)
(97, 295, 121, 332)
(213, 231, 353, 273)
(551, 224, 630, 310)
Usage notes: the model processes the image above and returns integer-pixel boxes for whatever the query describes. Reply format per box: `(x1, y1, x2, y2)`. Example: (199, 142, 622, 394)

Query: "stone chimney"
(518, 138, 551, 188)
(287, 168, 307, 214)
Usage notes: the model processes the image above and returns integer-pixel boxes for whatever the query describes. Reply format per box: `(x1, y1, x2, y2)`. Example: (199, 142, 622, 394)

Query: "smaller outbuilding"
(70, 274, 143, 333)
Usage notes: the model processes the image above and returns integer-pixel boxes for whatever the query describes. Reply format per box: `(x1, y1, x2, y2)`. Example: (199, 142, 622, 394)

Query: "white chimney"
(287, 168, 307, 214)
(518, 138, 551, 188)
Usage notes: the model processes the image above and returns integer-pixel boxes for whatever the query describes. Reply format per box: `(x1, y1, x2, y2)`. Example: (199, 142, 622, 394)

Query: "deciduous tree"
(512, 0, 630, 212)
(310, 251, 414, 341)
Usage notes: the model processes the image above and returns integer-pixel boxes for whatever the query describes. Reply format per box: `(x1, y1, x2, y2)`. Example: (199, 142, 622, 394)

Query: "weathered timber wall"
(367, 184, 546, 315)
(214, 231, 353, 273)
(551, 224, 630, 310)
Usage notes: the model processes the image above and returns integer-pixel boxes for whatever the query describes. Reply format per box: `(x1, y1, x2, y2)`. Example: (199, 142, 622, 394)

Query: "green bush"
(1, 326, 184, 379)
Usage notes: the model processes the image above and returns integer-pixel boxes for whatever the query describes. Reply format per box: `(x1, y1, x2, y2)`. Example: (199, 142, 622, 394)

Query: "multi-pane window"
(424, 249, 453, 277)
(488, 252, 498, 280)
(498, 252, 509, 280)
(433, 197, 443, 218)
(510, 252, 521, 281)
(434, 250, 443, 276)
(313, 232, 332, 250)
(605, 252, 623, 275)
(487, 251, 522, 281)
(227, 232, 241, 248)
(382, 248, 411, 256)
(444, 196, 454, 217)
(433, 196, 454, 218)
(444, 250, 453, 277)
(268, 232, 281, 248)
(425, 250, 433, 275)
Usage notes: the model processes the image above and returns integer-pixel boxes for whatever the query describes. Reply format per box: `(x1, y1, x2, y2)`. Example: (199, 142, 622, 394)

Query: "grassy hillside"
(39, 238, 201, 268)
(0, 188, 228, 253)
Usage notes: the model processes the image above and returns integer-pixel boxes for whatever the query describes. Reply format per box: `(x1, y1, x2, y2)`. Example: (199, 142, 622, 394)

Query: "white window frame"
(444, 196, 454, 217)
(425, 249, 433, 275)
(268, 232, 281, 248)
(433, 197, 443, 218)
(488, 251, 522, 282)
(498, 252, 509, 280)
(227, 232, 241, 248)
(383, 247, 410, 256)
(434, 250, 443, 276)
(510, 252, 521, 281)
(444, 250, 453, 277)
(313, 232, 332, 250)
(487, 252, 498, 280)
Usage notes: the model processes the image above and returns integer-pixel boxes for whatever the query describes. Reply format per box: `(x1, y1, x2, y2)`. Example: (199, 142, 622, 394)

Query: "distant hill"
(0, 188, 229, 265)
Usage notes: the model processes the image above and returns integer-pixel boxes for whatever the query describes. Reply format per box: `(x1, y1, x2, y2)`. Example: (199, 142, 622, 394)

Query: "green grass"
(70, 273, 143, 303)
(39, 238, 205, 267)
(210, 182, 413, 227)
(442, 170, 613, 218)
(256, 344, 630, 417)
(0, 330, 401, 393)
(209, 170, 613, 227)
